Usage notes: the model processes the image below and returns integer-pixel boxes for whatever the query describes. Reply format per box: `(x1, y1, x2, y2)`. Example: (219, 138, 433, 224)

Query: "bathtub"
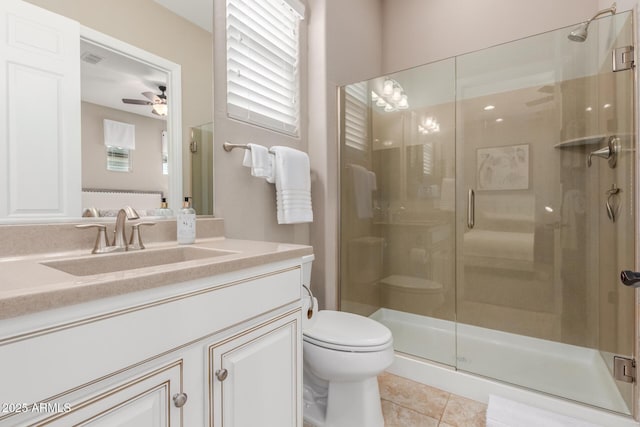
(370, 308, 638, 427)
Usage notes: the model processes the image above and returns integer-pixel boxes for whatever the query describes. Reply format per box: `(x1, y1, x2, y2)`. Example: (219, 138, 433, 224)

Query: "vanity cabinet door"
(208, 311, 302, 427)
(38, 361, 183, 427)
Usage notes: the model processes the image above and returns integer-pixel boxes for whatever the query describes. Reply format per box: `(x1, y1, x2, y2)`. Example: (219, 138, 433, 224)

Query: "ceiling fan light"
(153, 103, 168, 116)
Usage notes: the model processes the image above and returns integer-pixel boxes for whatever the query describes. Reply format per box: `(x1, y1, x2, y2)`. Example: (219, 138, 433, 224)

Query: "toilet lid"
(303, 311, 393, 351)
(380, 275, 443, 293)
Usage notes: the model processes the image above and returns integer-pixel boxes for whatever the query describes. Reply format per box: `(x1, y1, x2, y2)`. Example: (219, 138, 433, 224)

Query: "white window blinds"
(344, 82, 369, 152)
(226, 0, 304, 136)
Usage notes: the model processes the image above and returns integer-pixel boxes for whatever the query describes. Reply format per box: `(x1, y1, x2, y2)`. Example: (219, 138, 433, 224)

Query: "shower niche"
(339, 11, 636, 416)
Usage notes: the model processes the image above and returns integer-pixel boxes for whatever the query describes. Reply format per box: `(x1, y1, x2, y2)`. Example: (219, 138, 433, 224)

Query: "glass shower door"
(456, 12, 635, 414)
(340, 59, 458, 367)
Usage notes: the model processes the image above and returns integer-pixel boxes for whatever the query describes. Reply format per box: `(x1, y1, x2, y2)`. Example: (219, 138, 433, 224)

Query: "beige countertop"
(0, 237, 313, 320)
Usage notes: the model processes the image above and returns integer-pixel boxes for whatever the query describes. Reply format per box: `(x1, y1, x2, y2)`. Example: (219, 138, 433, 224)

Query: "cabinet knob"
(216, 368, 228, 381)
(172, 392, 188, 408)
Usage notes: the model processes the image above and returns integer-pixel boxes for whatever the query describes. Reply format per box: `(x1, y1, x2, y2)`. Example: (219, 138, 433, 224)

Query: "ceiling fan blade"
(142, 91, 161, 103)
(123, 98, 152, 105)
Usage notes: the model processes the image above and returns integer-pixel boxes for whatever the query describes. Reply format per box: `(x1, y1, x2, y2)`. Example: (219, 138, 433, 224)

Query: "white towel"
(242, 143, 275, 182)
(351, 164, 374, 219)
(486, 395, 601, 427)
(104, 119, 135, 149)
(270, 146, 313, 224)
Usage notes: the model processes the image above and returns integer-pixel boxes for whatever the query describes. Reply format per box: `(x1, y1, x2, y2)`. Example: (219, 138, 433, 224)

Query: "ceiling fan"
(122, 85, 167, 116)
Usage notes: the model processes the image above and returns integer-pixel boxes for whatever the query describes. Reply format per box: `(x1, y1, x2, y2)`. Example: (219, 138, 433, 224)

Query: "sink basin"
(42, 247, 237, 276)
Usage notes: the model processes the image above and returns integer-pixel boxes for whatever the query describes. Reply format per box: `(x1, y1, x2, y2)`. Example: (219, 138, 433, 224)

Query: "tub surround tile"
(379, 372, 450, 419)
(440, 394, 487, 427)
(381, 399, 440, 426)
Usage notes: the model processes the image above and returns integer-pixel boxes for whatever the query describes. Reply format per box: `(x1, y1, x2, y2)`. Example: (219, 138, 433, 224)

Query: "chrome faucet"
(113, 206, 140, 251)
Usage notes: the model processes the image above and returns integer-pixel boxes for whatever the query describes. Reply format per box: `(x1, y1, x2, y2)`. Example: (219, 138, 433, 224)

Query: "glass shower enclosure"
(339, 12, 636, 415)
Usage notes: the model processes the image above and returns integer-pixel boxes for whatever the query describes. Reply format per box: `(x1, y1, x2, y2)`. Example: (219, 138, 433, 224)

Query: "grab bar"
(467, 189, 475, 229)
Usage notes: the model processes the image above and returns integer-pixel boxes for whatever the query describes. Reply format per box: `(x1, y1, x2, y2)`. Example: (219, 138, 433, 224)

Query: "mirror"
(21, 0, 214, 219)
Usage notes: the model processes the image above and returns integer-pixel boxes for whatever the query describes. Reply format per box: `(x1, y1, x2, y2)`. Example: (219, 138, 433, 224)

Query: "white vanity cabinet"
(208, 312, 300, 426)
(0, 259, 303, 427)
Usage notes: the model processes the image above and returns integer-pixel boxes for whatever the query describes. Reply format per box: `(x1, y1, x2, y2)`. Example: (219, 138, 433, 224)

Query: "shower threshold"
(370, 308, 630, 417)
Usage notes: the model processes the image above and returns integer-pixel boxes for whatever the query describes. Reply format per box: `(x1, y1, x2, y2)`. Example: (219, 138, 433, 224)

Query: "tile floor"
(379, 372, 487, 427)
(304, 372, 487, 427)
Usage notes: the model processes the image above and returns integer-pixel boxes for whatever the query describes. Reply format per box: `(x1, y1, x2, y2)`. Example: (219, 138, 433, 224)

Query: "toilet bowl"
(379, 274, 446, 316)
(301, 255, 394, 427)
(302, 310, 394, 427)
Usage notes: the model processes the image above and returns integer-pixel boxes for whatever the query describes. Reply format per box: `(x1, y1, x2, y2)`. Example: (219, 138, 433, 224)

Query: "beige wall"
(211, 0, 310, 245)
(25, 0, 213, 199)
(81, 102, 168, 194)
(308, 0, 383, 309)
(380, 0, 600, 73)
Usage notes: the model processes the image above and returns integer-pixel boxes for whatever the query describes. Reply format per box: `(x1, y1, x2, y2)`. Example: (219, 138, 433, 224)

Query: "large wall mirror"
(21, 0, 214, 219)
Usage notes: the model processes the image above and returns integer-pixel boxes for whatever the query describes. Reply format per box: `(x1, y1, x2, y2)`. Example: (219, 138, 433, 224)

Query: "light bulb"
(398, 94, 409, 109)
(376, 97, 386, 107)
(392, 87, 402, 101)
(371, 91, 379, 101)
(383, 79, 394, 96)
(384, 103, 395, 112)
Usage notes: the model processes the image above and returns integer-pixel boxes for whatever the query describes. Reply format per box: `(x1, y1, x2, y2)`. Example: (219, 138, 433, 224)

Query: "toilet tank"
(301, 254, 315, 287)
(348, 236, 385, 284)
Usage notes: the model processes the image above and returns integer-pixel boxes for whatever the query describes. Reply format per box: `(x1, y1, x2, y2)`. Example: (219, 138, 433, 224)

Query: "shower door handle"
(467, 189, 475, 229)
(620, 270, 640, 287)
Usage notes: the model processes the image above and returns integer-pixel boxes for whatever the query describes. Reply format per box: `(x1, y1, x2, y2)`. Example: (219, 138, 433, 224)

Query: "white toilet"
(301, 255, 394, 427)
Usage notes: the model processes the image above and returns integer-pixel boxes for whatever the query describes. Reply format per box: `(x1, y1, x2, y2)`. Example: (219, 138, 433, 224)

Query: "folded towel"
(242, 143, 274, 182)
(486, 395, 601, 427)
(270, 146, 313, 224)
(351, 164, 374, 219)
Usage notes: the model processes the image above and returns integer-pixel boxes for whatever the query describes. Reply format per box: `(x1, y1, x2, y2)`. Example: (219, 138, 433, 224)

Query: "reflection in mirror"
(78, 27, 182, 218)
(190, 122, 214, 215)
(15, 0, 213, 222)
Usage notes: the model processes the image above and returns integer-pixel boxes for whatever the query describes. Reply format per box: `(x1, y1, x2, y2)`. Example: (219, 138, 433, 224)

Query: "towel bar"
(223, 142, 251, 152)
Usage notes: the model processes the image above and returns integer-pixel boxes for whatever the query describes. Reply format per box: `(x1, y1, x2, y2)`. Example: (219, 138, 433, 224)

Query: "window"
(226, 0, 304, 136)
(106, 146, 132, 172)
(344, 82, 369, 152)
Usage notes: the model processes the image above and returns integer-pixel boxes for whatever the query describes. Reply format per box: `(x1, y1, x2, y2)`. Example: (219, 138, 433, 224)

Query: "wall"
(211, 0, 310, 245)
(24, 0, 213, 198)
(81, 102, 168, 194)
(380, 0, 600, 73)
(307, 0, 383, 309)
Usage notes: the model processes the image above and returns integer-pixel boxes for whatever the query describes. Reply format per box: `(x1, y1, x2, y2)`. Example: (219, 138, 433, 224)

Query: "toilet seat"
(303, 311, 393, 352)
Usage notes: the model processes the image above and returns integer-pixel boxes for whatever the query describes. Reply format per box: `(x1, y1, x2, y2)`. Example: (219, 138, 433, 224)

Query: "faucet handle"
(128, 222, 156, 250)
(76, 224, 111, 254)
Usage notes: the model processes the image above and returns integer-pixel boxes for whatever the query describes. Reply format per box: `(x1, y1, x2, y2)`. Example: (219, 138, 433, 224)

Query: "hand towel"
(104, 119, 135, 149)
(270, 146, 313, 224)
(242, 143, 275, 182)
(351, 164, 374, 219)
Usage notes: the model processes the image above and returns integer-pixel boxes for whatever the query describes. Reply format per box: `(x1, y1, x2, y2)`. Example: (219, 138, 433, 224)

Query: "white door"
(209, 313, 301, 427)
(0, 0, 81, 220)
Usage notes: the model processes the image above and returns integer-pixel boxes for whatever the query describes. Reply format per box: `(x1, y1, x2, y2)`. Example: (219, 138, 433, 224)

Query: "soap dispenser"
(155, 197, 173, 217)
(177, 197, 196, 244)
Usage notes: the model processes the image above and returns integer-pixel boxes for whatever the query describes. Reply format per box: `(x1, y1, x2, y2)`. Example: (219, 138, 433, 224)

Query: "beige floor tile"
(378, 372, 450, 419)
(440, 394, 487, 427)
(382, 399, 440, 427)
(438, 424, 456, 427)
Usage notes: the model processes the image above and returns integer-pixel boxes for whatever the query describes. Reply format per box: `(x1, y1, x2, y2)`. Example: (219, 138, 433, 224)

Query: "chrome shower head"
(568, 2, 617, 42)
(568, 23, 589, 42)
